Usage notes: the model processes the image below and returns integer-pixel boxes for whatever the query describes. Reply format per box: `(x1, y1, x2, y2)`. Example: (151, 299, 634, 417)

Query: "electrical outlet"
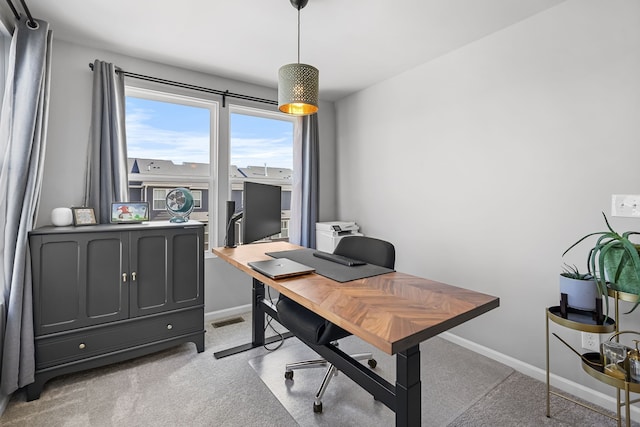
(611, 194, 640, 217)
(581, 332, 600, 351)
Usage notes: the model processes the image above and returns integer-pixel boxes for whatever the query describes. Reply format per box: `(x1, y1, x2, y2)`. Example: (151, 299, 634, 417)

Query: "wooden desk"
(213, 242, 499, 426)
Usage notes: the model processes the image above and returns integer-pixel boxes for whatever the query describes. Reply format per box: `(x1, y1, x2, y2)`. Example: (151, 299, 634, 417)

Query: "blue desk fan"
(165, 188, 194, 223)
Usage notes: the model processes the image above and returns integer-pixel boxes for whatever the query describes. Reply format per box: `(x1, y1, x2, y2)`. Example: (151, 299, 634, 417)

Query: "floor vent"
(212, 317, 245, 328)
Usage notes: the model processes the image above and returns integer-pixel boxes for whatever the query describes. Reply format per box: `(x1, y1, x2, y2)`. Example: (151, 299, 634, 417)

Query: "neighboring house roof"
(129, 158, 210, 177)
(230, 165, 246, 179)
(239, 165, 292, 181)
(129, 158, 293, 184)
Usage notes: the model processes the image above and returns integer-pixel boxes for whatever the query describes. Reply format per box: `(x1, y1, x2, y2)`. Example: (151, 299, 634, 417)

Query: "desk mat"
(266, 248, 393, 283)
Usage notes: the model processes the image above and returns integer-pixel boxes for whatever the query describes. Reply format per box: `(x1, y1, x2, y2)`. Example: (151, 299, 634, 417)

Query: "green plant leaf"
(563, 212, 640, 318)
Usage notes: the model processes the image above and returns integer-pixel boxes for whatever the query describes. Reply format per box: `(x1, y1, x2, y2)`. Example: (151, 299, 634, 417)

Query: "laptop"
(248, 258, 315, 279)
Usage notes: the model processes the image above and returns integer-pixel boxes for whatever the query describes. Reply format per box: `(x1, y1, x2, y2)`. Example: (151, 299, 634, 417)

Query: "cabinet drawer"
(35, 307, 203, 370)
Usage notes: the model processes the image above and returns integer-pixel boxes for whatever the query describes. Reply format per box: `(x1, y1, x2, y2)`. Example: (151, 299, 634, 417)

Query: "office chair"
(276, 236, 396, 413)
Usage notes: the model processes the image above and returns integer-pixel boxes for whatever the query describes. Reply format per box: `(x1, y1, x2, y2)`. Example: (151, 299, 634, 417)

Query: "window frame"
(228, 104, 297, 184)
(124, 86, 219, 250)
(121, 90, 298, 250)
(228, 104, 297, 242)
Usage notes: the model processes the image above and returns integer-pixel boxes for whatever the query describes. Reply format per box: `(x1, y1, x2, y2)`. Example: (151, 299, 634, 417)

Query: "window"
(229, 106, 295, 242)
(125, 87, 217, 249)
(192, 190, 202, 208)
(152, 188, 171, 210)
(124, 94, 293, 248)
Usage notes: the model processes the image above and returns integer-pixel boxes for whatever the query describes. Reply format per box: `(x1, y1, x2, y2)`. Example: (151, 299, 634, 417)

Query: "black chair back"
(277, 235, 396, 346)
(333, 236, 395, 269)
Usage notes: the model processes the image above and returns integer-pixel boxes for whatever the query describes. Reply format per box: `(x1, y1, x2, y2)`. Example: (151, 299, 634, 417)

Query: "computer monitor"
(243, 181, 282, 244)
(224, 181, 282, 247)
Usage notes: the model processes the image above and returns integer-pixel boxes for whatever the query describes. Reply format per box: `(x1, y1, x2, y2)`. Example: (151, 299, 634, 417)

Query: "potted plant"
(563, 212, 640, 316)
(559, 263, 598, 311)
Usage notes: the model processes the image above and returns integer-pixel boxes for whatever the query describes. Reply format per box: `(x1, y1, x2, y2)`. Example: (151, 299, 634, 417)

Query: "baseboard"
(204, 304, 252, 324)
(440, 331, 640, 422)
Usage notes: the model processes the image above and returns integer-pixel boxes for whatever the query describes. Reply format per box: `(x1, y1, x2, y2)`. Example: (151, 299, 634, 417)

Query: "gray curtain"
(0, 17, 52, 397)
(84, 60, 129, 224)
(290, 114, 319, 248)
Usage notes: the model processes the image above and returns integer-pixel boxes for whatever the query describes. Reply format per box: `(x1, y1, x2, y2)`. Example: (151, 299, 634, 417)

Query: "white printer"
(315, 221, 362, 252)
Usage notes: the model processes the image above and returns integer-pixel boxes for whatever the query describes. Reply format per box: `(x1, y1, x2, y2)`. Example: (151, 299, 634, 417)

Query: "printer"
(315, 221, 362, 252)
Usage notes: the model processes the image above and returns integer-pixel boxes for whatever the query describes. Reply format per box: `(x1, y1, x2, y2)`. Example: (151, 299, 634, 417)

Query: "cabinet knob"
(122, 273, 127, 283)
(79, 343, 86, 350)
(167, 324, 173, 330)
(132, 272, 137, 281)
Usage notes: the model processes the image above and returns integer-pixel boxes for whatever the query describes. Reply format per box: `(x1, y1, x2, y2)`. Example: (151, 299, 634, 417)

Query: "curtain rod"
(88, 62, 277, 108)
(5, 0, 37, 28)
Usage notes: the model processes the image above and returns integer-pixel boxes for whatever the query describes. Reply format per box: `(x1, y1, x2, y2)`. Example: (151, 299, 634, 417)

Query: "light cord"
(297, 6, 301, 64)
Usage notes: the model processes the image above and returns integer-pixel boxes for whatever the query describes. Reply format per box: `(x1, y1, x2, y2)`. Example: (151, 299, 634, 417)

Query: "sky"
(125, 97, 294, 169)
(229, 113, 294, 169)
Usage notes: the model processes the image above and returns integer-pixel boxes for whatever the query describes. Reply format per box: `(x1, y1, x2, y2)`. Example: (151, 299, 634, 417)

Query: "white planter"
(559, 275, 599, 311)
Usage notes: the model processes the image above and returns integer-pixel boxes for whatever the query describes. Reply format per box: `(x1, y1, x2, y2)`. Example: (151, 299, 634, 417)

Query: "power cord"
(263, 286, 285, 352)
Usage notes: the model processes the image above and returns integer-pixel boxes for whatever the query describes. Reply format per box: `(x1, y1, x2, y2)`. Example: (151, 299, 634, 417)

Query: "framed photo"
(110, 202, 149, 224)
(72, 207, 97, 226)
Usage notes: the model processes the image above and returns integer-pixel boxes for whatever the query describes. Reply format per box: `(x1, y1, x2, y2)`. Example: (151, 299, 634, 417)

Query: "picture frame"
(110, 202, 150, 224)
(72, 207, 97, 226)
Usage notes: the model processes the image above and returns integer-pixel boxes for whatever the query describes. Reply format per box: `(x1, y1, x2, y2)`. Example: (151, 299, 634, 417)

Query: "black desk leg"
(396, 345, 421, 427)
(213, 278, 292, 359)
(251, 278, 266, 346)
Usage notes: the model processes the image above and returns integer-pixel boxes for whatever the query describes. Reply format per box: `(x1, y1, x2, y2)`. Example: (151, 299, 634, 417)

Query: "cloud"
(230, 137, 293, 168)
(126, 106, 293, 169)
(126, 107, 210, 164)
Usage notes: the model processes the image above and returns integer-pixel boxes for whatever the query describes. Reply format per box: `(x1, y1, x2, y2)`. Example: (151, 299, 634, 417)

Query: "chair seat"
(277, 297, 350, 346)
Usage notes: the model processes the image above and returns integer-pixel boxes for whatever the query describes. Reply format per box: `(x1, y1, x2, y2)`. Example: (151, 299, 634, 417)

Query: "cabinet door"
(129, 226, 204, 317)
(31, 232, 129, 335)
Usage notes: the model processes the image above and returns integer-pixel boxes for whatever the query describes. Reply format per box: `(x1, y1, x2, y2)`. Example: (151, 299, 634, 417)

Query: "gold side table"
(581, 349, 640, 427)
(605, 289, 640, 427)
(546, 306, 616, 421)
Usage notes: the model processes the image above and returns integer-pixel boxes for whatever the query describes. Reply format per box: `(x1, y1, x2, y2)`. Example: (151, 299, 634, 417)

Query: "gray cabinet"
(27, 221, 205, 400)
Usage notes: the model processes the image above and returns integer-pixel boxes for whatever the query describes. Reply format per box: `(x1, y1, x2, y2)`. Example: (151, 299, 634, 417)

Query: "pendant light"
(278, 0, 319, 116)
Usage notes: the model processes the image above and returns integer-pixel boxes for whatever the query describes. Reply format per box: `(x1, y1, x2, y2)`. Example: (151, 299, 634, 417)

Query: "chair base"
(284, 351, 377, 413)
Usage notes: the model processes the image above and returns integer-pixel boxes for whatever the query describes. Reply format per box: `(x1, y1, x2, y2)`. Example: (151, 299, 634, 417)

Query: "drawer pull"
(167, 324, 173, 330)
(79, 343, 86, 350)
(132, 272, 137, 281)
(122, 273, 127, 283)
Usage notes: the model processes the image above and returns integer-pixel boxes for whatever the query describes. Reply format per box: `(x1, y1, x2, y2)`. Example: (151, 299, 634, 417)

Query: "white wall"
(39, 39, 337, 314)
(335, 0, 640, 399)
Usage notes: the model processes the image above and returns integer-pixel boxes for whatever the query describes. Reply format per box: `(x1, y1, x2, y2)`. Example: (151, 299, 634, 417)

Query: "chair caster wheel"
(284, 371, 293, 380)
(313, 402, 323, 413)
(368, 359, 377, 369)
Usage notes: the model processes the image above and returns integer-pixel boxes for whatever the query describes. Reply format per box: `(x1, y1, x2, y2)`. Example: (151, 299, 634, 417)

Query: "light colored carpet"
(1, 316, 297, 427)
(1, 313, 636, 426)
(449, 371, 640, 427)
(249, 335, 513, 426)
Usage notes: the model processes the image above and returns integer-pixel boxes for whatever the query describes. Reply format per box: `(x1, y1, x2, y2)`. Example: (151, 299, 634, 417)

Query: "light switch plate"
(611, 194, 640, 218)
